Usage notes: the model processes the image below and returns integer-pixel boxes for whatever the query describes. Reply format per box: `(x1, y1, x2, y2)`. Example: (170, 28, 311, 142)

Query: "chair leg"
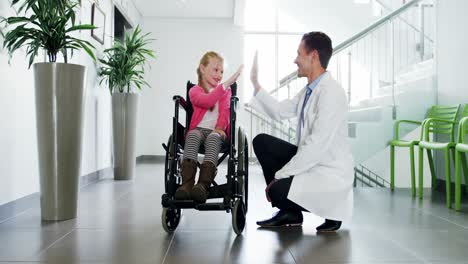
(455, 150, 462, 211)
(461, 152, 468, 193)
(419, 147, 424, 199)
(427, 149, 436, 188)
(451, 148, 456, 166)
(390, 145, 395, 191)
(410, 145, 416, 197)
(445, 149, 452, 209)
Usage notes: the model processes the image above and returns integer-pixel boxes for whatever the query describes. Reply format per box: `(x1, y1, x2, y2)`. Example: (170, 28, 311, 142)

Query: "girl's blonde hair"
(197, 51, 224, 84)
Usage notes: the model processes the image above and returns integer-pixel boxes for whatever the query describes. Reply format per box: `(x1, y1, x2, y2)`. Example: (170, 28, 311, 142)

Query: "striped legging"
(183, 127, 224, 165)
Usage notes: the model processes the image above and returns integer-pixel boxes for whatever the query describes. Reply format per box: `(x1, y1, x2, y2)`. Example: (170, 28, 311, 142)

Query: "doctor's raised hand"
(250, 51, 262, 94)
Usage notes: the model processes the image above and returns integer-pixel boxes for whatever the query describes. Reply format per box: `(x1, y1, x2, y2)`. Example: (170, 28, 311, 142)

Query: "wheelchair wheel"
(243, 141, 249, 212)
(162, 207, 181, 233)
(232, 199, 246, 235)
(233, 129, 248, 236)
(237, 131, 249, 212)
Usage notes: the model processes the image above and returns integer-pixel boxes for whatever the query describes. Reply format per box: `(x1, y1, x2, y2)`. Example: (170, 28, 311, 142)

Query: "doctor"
(249, 32, 354, 232)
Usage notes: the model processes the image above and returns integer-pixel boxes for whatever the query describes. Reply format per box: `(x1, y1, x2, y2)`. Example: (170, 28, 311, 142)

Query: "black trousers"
(252, 134, 308, 213)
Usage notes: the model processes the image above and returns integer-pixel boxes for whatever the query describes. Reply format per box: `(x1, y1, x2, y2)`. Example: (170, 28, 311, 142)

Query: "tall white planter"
(112, 93, 139, 180)
(34, 63, 87, 221)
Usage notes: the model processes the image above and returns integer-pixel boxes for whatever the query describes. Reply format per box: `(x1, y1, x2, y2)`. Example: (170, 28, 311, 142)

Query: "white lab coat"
(249, 72, 354, 221)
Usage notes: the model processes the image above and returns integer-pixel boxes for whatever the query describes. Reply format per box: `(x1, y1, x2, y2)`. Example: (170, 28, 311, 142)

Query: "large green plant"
(99, 25, 155, 94)
(1, 0, 96, 68)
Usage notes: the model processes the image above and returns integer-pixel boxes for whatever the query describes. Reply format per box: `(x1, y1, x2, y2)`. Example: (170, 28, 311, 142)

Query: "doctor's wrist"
(253, 83, 261, 95)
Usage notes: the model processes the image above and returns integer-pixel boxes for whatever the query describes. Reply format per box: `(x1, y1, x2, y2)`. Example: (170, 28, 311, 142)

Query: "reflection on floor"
(0, 161, 467, 264)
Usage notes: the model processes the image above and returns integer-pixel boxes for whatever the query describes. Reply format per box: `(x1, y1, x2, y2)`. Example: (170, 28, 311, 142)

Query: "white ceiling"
(133, 0, 235, 18)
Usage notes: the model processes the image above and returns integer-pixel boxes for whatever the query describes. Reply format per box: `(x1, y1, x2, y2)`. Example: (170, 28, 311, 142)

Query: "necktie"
(297, 87, 312, 143)
(300, 88, 313, 127)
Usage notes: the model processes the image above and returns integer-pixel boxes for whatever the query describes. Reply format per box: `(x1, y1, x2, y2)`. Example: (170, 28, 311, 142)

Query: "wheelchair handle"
(172, 95, 188, 110)
(230, 82, 237, 97)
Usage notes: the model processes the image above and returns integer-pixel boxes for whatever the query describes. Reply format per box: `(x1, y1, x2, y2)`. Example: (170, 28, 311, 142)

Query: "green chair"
(418, 105, 461, 208)
(454, 106, 468, 211)
(390, 105, 460, 197)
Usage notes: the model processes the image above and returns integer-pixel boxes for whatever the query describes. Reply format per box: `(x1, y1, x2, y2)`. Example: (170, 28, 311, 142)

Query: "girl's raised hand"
(222, 65, 244, 90)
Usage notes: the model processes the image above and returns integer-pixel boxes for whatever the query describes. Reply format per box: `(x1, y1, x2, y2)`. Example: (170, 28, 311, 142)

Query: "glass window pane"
(243, 34, 276, 102)
(278, 35, 302, 79)
(277, 35, 304, 101)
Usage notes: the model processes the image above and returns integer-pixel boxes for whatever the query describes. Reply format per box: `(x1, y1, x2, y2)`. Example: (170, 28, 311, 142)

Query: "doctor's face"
(294, 40, 317, 78)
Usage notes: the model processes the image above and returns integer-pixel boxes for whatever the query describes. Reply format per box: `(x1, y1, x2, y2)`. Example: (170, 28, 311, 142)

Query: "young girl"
(175, 51, 243, 203)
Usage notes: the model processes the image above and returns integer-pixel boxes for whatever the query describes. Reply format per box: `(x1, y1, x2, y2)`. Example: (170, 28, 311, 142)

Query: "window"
(243, 0, 306, 102)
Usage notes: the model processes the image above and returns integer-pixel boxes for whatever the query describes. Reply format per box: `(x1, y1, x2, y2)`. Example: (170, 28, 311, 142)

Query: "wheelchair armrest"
(173, 95, 188, 110)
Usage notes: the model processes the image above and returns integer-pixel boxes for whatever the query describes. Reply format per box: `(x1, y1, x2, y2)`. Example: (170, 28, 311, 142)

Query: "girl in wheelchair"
(175, 51, 243, 203)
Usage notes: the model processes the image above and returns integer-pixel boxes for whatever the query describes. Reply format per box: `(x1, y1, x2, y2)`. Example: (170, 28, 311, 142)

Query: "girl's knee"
(207, 132, 222, 141)
(186, 129, 202, 139)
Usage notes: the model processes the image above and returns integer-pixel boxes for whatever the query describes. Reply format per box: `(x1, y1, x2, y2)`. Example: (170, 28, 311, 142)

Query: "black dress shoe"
(316, 219, 342, 233)
(256, 210, 303, 227)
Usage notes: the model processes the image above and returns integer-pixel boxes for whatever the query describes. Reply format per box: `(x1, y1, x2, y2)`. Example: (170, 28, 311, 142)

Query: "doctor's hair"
(197, 51, 224, 84)
(302, 32, 333, 69)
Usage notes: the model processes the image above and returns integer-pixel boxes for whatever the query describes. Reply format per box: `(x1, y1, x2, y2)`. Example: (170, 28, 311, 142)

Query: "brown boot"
(191, 161, 217, 203)
(175, 159, 197, 200)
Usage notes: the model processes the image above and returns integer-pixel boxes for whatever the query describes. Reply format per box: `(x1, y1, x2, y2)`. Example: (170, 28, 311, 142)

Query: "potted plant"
(2, 0, 96, 220)
(99, 25, 155, 180)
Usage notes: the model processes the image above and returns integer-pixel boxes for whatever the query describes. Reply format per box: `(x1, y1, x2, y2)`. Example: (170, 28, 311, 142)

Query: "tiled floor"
(0, 161, 467, 264)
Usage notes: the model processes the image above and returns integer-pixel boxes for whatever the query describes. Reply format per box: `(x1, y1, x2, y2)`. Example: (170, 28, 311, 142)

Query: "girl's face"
(200, 58, 224, 88)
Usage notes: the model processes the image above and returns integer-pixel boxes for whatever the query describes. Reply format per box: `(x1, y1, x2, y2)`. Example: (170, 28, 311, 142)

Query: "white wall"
(434, 0, 468, 183)
(436, 0, 468, 105)
(0, 0, 39, 204)
(137, 18, 244, 156)
(0, 1, 40, 206)
(0, 0, 141, 205)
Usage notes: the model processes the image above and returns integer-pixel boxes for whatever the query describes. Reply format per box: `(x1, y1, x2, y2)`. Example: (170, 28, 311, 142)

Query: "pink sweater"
(188, 84, 231, 138)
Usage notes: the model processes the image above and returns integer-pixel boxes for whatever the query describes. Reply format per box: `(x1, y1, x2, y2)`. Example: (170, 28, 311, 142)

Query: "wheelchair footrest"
(195, 203, 229, 211)
(207, 183, 229, 199)
(164, 199, 196, 208)
(161, 194, 230, 210)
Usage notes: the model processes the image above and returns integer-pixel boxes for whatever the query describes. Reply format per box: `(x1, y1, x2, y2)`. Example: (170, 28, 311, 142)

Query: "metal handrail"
(375, 0, 434, 44)
(244, 106, 294, 140)
(354, 172, 373, 187)
(276, 0, 424, 90)
(354, 164, 390, 188)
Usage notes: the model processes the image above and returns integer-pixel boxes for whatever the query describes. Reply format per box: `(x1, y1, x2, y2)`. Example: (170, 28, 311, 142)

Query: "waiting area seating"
(391, 104, 468, 209)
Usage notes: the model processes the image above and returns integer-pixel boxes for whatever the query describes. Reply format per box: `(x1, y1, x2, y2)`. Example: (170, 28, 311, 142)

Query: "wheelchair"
(161, 81, 249, 235)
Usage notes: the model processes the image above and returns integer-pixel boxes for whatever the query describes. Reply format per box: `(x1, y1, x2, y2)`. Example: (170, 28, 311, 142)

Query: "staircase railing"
(354, 164, 390, 188)
(244, 106, 295, 142)
(375, 0, 434, 44)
